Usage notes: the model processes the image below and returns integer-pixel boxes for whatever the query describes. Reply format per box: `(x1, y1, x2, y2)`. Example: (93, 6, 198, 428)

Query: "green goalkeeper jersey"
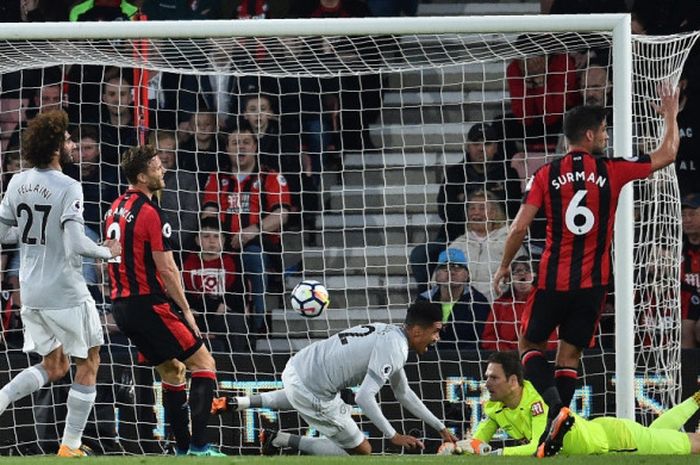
(472, 381, 693, 456)
(472, 381, 549, 456)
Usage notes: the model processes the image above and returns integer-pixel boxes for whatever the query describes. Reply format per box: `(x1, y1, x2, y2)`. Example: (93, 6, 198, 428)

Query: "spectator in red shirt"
(505, 34, 580, 154)
(482, 256, 557, 351)
(681, 193, 700, 348)
(202, 121, 291, 332)
(182, 217, 249, 352)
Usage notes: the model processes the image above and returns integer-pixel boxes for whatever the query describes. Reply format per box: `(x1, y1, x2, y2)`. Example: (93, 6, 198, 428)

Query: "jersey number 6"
(565, 190, 595, 235)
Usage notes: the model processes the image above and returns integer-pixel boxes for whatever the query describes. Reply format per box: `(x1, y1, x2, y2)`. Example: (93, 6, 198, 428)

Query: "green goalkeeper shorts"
(595, 417, 691, 455)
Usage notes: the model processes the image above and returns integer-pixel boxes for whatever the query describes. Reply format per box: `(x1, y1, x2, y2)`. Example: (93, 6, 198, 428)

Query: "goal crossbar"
(0, 15, 631, 40)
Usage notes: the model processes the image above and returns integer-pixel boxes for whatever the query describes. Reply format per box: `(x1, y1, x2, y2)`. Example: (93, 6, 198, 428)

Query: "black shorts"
(111, 295, 203, 366)
(521, 287, 607, 348)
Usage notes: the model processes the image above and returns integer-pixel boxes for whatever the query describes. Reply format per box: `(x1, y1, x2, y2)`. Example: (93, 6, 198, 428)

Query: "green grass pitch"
(0, 455, 697, 465)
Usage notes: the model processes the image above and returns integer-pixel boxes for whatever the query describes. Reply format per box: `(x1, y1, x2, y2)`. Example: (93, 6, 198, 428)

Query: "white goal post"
(0, 14, 697, 455)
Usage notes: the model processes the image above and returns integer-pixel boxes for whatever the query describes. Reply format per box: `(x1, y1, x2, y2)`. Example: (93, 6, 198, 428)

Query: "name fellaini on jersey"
(15, 183, 53, 200)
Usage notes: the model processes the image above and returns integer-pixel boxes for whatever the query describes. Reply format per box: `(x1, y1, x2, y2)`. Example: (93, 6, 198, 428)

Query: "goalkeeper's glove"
(437, 439, 504, 456)
(456, 438, 503, 455)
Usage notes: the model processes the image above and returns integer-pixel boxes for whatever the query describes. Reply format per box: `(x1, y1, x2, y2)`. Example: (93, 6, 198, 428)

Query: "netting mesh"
(0, 33, 617, 76)
(0, 25, 698, 455)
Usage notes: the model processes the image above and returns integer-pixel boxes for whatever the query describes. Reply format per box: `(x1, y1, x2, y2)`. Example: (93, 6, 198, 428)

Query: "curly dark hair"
(121, 144, 157, 185)
(21, 110, 68, 168)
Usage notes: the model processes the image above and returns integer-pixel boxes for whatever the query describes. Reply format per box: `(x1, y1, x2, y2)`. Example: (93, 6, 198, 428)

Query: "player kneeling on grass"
(438, 351, 700, 457)
(212, 301, 457, 455)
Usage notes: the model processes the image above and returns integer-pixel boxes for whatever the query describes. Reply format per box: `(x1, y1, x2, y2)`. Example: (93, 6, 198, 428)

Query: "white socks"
(0, 364, 49, 415)
(260, 390, 293, 410)
(61, 383, 97, 450)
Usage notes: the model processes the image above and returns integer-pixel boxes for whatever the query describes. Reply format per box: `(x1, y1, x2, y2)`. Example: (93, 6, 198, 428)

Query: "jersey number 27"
(16, 203, 51, 245)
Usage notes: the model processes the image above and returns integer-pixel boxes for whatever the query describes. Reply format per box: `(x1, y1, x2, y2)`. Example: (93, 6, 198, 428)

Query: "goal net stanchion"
(0, 16, 697, 454)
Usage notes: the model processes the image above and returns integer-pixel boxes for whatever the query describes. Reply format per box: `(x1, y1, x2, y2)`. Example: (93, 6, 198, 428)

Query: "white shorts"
(21, 298, 104, 359)
(282, 363, 365, 449)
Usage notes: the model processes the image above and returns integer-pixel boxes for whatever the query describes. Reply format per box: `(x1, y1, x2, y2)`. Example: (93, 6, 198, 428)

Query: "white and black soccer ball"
(290, 280, 329, 318)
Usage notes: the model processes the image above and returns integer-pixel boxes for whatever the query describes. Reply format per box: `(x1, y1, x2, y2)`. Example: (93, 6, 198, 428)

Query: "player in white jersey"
(0, 111, 121, 457)
(213, 301, 457, 455)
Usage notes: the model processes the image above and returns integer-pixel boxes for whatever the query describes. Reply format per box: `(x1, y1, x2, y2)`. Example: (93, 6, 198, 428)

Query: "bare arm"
(650, 82, 680, 173)
(493, 203, 539, 295)
(235, 207, 289, 250)
(153, 250, 200, 335)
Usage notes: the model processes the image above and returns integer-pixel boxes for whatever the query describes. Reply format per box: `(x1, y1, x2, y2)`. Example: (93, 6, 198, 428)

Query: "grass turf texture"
(0, 455, 697, 464)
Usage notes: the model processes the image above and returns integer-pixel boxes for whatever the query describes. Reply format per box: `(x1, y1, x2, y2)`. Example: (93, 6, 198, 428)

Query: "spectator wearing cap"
(461, 123, 523, 219)
(409, 122, 521, 293)
(415, 248, 490, 351)
(681, 193, 700, 347)
(481, 255, 557, 351)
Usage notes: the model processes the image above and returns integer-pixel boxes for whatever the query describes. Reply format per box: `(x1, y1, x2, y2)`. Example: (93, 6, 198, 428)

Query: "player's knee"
(200, 351, 216, 372)
(349, 440, 372, 455)
(157, 359, 186, 384)
(556, 345, 582, 367)
(187, 347, 216, 372)
(88, 350, 101, 370)
(43, 355, 70, 382)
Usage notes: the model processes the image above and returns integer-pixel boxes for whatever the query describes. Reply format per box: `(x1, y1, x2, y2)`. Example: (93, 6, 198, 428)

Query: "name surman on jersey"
(523, 151, 652, 291)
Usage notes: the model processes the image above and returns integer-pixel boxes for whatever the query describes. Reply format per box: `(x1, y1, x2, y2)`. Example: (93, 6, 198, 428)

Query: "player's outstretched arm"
(649, 81, 680, 173)
(390, 369, 454, 441)
(493, 203, 538, 295)
(355, 372, 428, 449)
(63, 220, 116, 259)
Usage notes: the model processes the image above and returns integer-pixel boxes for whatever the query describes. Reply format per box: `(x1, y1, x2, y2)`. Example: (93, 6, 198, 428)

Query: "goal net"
(0, 16, 697, 455)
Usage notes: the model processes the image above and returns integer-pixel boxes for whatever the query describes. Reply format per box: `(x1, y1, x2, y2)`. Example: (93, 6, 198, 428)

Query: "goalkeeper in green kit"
(439, 352, 700, 456)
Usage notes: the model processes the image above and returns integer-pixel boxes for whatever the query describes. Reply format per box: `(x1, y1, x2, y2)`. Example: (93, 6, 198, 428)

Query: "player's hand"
(438, 428, 458, 444)
(493, 265, 510, 296)
(390, 433, 424, 450)
(229, 233, 242, 251)
(652, 80, 680, 121)
(183, 310, 202, 338)
(436, 442, 458, 455)
(103, 239, 122, 258)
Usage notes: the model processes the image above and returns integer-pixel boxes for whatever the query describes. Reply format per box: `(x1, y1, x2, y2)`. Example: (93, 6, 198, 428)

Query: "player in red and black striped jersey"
(104, 145, 224, 456)
(493, 82, 680, 441)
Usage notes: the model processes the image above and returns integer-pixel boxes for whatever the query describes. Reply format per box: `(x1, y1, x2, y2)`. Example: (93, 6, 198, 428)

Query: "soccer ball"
(290, 280, 329, 318)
